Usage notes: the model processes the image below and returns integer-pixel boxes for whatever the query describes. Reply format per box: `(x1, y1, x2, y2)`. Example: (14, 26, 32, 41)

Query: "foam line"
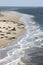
(0, 11, 43, 65)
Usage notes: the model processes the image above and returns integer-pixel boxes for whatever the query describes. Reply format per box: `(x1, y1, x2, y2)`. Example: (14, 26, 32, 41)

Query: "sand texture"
(0, 11, 25, 48)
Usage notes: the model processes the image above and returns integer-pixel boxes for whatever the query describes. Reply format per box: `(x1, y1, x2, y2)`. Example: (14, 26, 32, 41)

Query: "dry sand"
(0, 11, 25, 48)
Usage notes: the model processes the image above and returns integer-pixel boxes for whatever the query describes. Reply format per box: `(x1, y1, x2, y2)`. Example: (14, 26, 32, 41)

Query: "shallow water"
(0, 11, 43, 65)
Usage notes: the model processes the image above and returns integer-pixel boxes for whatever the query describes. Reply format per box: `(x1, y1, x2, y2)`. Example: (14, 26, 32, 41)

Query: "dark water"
(0, 7, 43, 28)
(0, 7, 43, 65)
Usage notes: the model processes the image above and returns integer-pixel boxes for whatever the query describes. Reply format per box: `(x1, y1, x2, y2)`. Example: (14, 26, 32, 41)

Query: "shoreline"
(0, 11, 43, 65)
(0, 12, 35, 65)
(0, 11, 25, 49)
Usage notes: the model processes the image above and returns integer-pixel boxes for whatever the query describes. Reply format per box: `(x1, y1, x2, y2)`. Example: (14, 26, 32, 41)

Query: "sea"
(0, 7, 43, 65)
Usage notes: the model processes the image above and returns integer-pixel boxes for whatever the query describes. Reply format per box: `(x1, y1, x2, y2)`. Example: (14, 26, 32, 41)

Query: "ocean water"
(0, 7, 43, 65)
(0, 7, 43, 27)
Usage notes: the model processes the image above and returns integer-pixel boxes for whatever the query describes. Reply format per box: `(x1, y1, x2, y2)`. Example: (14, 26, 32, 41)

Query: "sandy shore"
(0, 11, 25, 48)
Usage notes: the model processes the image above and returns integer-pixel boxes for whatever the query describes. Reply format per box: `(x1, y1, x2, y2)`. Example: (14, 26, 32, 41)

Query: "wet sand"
(0, 11, 25, 48)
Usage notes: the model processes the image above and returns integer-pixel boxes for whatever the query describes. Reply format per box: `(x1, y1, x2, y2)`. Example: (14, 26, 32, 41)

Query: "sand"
(0, 11, 25, 48)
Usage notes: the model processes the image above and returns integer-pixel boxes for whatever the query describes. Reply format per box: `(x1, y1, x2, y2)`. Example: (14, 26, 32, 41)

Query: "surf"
(0, 11, 43, 65)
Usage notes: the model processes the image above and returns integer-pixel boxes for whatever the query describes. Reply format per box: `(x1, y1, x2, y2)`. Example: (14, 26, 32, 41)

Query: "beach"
(0, 9, 43, 65)
(0, 11, 25, 48)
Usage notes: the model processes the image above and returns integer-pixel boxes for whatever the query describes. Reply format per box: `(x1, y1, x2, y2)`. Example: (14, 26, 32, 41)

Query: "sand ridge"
(0, 11, 25, 48)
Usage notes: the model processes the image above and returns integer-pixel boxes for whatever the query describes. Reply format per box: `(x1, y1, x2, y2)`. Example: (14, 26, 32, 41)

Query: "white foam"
(0, 11, 43, 65)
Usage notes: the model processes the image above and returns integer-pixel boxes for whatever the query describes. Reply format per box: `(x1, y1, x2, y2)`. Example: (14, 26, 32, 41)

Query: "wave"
(0, 11, 43, 65)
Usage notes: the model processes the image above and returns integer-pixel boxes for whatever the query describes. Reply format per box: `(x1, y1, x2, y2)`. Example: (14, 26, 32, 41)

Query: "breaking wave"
(0, 11, 43, 65)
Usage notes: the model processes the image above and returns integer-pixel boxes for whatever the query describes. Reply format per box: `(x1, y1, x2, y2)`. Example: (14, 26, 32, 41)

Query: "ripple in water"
(0, 12, 43, 65)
